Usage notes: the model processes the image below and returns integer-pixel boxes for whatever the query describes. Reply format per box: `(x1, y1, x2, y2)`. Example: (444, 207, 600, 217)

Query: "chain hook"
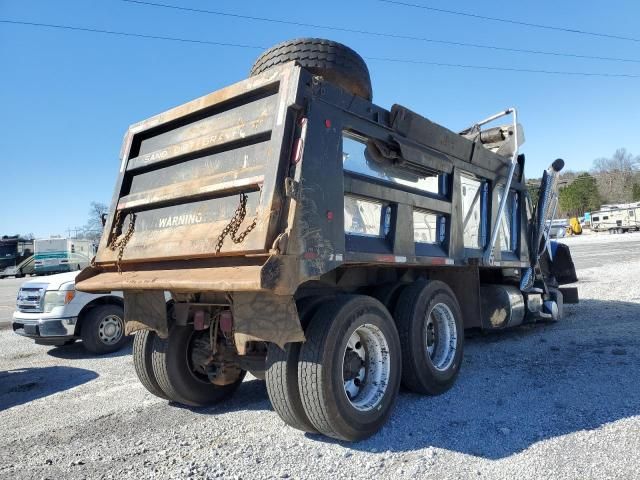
(215, 191, 259, 254)
(107, 210, 137, 274)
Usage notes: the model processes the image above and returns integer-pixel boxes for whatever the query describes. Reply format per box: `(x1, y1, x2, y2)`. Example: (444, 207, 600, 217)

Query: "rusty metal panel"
(77, 265, 265, 293)
(128, 69, 283, 135)
(103, 191, 266, 263)
(127, 113, 274, 173)
(118, 174, 264, 211)
(128, 142, 268, 195)
(232, 292, 305, 348)
(123, 291, 168, 337)
(137, 94, 278, 157)
(93, 64, 304, 267)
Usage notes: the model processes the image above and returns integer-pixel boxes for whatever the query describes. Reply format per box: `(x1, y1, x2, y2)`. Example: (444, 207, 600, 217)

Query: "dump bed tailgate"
(94, 65, 303, 267)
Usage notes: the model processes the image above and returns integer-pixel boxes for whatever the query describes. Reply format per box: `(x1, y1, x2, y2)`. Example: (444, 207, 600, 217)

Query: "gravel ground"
(1, 234, 639, 480)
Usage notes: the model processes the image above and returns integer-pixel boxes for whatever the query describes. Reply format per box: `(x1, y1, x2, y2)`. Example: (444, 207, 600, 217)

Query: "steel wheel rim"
(341, 323, 391, 412)
(98, 314, 123, 345)
(425, 303, 457, 371)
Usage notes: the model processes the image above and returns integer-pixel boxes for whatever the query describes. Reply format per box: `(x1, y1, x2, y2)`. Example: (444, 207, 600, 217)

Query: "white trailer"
(34, 238, 95, 274)
(590, 204, 640, 233)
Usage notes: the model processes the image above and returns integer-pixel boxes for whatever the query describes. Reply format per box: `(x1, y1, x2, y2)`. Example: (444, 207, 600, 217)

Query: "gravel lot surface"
(1, 234, 639, 479)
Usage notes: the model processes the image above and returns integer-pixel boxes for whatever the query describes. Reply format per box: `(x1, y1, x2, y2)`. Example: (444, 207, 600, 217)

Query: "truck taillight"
(219, 310, 233, 334)
(193, 310, 210, 331)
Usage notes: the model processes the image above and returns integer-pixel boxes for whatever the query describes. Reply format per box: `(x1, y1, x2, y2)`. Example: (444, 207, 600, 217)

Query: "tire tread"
(266, 343, 316, 432)
(151, 333, 185, 402)
(394, 280, 464, 395)
(133, 329, 169, 400)
(250, 38, 372, 100)
(298, 296, 354, 437)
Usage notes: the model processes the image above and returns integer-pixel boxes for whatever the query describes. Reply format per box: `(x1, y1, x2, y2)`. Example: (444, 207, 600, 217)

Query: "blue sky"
(1, 0, 639, 237)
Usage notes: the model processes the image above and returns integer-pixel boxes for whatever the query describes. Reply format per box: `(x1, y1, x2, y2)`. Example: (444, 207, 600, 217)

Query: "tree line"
(528, 148, 640, 218)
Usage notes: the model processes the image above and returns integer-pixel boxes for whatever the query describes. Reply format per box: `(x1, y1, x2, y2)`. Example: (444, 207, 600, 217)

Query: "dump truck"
(77, 38, 578, 441)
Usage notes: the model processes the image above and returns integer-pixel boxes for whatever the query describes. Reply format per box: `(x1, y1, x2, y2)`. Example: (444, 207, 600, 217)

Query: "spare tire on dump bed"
(250, 38, 373, 100)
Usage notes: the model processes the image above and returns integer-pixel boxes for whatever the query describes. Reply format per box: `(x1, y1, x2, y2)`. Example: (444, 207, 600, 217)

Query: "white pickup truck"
(12, 271, 125, 354)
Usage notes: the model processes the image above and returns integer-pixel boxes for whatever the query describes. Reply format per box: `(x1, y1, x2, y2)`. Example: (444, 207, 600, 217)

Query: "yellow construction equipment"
(566, 217, 583, 235)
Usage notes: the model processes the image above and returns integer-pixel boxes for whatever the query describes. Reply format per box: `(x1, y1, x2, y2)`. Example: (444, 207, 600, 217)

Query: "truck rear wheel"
(298, 295, 401, 441)
(133, 329, 169, 400)
(394, 280, 463, 395)
(370, 282, 407, 313)
(265, 295, 332, 433)
(250, 38, 373, 100)
(151, 326, 245, 407)
(80, 304, 126, 354)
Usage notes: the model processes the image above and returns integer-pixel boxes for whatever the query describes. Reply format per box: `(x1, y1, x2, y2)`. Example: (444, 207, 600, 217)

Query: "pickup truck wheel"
(133, 329, 169, 400)
(394, 280, 463, 395)
(152, 326, 245, 407)
(298, 295, 401, 441)
(80, 304, 126, 354)
(265, 295, 332, 433)
(250, 38, 373, 100)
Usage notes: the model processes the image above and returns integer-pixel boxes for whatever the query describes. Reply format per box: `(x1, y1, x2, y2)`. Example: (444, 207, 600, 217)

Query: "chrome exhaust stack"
(520, 158, 565, 291)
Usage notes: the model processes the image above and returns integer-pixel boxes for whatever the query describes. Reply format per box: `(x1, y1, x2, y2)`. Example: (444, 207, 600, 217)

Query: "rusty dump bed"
(78, 62, 527, 296)
(79, 66, 307, 293)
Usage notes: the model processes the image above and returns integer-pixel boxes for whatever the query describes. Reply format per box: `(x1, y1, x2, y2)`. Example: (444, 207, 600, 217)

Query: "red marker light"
(325, 119, 332, 129)
(291, 138, 303, 164)
(326, 210, 334, 221)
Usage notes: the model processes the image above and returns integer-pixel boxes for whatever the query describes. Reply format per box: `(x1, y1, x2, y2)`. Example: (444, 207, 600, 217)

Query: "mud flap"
(123, 291, 168, 338)
(231, 292, 305, 351)
(550, 243, 578, 285)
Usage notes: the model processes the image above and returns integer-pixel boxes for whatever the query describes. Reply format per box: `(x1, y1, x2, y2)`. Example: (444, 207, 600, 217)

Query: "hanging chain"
(215, 192, 259, 254)
(107, 210, 137, 274)
(98, 191, 255, 269)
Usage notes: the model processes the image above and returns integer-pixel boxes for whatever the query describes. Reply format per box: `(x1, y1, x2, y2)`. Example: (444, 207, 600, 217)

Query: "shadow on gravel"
(46, 339, 133, 360)
(310, 299, 640, 459)
(169, 377, 271, 415)
(0, 366, 98, 411)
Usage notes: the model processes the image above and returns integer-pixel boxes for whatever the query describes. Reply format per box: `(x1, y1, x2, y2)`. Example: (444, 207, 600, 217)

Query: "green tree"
(633, 183, 640, 202)
(526, 181, 540, 206)
(559, 173, 601, 217)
